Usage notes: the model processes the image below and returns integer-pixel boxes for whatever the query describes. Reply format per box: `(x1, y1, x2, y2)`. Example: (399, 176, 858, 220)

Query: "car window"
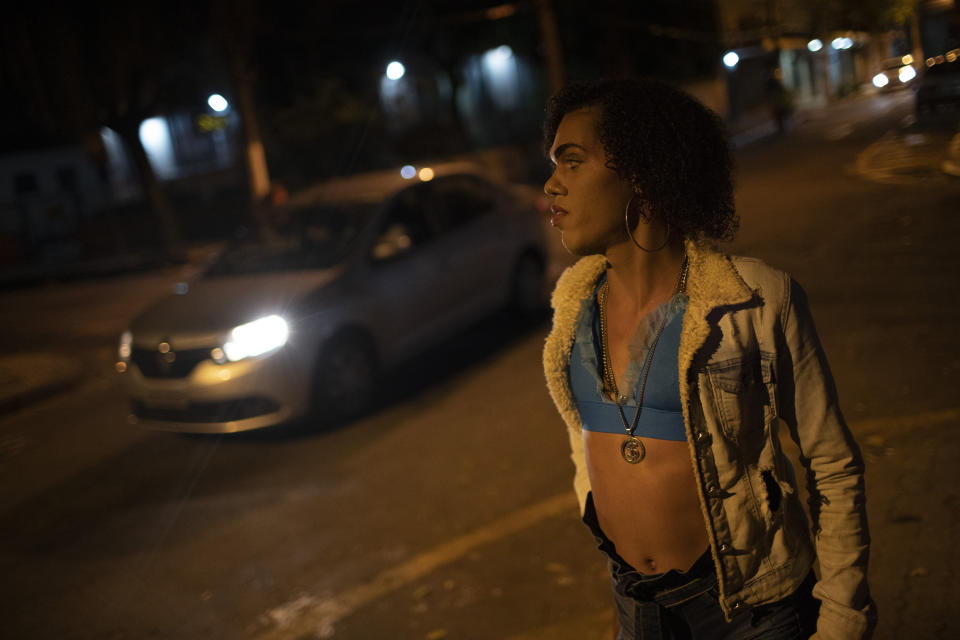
(431, 175, 498, 234)
(371, 186, 436, 261)
(206, 204, 373, 276)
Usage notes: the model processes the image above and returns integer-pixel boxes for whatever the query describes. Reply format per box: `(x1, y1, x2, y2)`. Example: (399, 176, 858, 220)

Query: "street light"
(386, 61, 405, 80)
(483, 45, 514, 75)
(831, 37, 853, 51)
(207, 93, 229, 112)
(807, 39, 823, 52)
(723, 51, 739, 69)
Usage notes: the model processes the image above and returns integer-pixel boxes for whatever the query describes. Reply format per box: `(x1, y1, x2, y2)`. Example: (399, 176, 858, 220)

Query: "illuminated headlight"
(222, 315, 289, 362)
(898, 65, 916, 83)
(118, 330, 132, 360)
(873, 73, 889, 88)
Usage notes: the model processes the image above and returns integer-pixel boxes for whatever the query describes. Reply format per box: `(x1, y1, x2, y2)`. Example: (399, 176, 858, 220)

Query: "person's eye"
(566, 158, 582, 169)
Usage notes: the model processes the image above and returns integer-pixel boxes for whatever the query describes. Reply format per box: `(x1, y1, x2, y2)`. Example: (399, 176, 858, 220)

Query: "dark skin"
(545, 107, 709, 637)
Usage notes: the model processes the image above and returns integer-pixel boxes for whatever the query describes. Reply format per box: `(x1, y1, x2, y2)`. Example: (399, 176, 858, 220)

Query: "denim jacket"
(542, 239, 876, 639)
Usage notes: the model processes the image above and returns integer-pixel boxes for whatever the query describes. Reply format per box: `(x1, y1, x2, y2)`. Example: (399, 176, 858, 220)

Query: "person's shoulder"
(550, 254, 607, 311)
(727, 254, 791, 294)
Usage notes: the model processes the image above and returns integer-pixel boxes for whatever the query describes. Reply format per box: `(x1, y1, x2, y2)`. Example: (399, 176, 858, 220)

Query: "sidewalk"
(0, 241, 223, 418)
(0, 247, 186, 291)
(0, 352, 84, 417)
(855, 122, 960, 185)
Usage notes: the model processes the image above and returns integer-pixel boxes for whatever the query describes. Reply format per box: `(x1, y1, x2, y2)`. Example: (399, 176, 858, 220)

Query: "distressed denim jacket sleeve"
(778, 275, 877, 639)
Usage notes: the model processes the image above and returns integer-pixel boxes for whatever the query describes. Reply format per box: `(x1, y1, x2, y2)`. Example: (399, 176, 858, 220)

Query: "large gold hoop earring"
(624, 194, 669, 252)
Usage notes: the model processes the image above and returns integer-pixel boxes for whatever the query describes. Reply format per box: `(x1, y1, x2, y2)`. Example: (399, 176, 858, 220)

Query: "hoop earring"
(624, 194, 669, 252)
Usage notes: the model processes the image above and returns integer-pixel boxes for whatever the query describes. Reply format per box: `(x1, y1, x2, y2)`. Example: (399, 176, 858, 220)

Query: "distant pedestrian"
(764, 70, 793, 134)
(541, 78, 874, 639)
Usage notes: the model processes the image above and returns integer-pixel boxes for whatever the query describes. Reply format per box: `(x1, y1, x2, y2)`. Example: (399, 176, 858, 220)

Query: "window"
(372, 186, 435, 261)
(431, 175, 498, 233)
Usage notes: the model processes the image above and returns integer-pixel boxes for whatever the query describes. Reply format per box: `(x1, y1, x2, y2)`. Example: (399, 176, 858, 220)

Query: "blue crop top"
(569, 275, 688, 441)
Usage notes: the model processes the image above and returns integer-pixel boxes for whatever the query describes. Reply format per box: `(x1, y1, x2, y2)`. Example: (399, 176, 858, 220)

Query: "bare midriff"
(584, 431, 709, 574)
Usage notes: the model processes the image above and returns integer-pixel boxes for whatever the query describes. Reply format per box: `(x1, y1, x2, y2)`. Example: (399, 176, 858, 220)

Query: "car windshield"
(206, 203, 375, 276)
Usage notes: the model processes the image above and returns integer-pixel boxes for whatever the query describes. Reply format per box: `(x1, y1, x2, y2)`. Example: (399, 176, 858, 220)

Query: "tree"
(0, 2, 238, 253)
(208, 0, 277, 240)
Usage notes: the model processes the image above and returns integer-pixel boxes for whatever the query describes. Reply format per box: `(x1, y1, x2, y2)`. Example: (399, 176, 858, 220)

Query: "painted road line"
(824, 123, 854, 140)
(255, 492, 577, 640)
(852, 407, 960, 434)
(254, 408, 960, 639)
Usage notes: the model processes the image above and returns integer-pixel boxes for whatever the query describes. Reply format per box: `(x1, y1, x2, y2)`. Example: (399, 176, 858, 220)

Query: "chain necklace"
(598, 252, 689, 464)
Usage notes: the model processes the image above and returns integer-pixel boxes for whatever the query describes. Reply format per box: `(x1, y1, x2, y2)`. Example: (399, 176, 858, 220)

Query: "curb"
(0, 375, 84, 417)
(0, 353, 86, 418)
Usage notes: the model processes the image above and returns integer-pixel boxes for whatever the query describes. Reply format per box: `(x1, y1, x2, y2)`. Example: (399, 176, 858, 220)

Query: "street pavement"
(1, 90, 959, 639)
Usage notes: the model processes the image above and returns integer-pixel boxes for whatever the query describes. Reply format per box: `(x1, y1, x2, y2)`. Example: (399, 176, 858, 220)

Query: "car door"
(429, 175, 511, 325)
(364, 184, 448, 361)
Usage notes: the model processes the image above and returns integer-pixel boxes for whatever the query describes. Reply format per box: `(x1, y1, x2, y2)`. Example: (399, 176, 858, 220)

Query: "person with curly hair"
(541, 78, 875, 639)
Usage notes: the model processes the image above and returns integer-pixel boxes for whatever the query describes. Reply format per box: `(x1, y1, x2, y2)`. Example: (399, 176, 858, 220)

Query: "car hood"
(131, 269, 341, 336)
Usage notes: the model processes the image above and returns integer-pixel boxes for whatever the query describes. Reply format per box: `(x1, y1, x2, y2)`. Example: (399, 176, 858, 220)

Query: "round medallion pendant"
(621, 436, 646, 464)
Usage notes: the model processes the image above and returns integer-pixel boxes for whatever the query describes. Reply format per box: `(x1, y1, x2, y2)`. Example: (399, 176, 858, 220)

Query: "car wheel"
(311, 332, 378, 423)
(508, 252, 546, 318)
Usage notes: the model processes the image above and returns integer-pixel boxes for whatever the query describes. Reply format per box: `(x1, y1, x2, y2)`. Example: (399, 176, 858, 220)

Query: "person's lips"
(550, 205, 569, 228)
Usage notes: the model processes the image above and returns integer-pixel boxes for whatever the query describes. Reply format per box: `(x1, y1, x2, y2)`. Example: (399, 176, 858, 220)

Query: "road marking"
(254, 408, 960, 639)
(255, 492, 577, 639)
(824, 123, 854, 140)
(851, 407, 960, 434)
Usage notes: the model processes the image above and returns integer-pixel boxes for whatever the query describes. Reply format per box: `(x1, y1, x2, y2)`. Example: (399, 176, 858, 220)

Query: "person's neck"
(604, 237, 685, 316)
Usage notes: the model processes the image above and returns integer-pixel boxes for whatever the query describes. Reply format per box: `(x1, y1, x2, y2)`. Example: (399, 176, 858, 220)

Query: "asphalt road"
(1, 90, 959, 640)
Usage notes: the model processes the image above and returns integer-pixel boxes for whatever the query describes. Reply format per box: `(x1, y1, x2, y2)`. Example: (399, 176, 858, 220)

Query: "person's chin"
(561, 232, 603, 257)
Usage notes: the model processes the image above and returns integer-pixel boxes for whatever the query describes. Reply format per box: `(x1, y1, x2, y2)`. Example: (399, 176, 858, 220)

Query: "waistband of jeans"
(616, 550, 717, 606)
(583, 492, 717, 606)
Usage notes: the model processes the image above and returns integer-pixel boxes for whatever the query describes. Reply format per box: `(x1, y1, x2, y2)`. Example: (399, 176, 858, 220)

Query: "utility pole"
(537, 0, 565, 95)
(909, 8, 924, 64)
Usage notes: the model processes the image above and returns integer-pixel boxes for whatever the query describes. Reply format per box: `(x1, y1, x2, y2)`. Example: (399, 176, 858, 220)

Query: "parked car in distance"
(117, 166, 549, 433)
(871, 57, 918, 91)
(916, 58, 960, 115)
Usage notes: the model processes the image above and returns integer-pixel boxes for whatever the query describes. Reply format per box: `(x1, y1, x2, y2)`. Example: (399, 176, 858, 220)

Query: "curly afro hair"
(543, 77, 738, 242)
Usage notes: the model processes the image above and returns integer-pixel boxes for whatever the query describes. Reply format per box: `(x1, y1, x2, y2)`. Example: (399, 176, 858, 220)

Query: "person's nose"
(544, 170, 565, 197)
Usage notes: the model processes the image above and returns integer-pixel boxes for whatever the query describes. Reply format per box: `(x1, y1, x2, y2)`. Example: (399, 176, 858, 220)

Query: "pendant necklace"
(598, 252, 689, 464)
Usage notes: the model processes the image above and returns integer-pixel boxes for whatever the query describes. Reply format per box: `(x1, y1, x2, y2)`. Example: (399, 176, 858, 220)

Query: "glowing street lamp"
(207, 93, 229, 112)
(386, 61, 405, 80)
(723, 51, 740, 69)
(807, 39, 823, 52)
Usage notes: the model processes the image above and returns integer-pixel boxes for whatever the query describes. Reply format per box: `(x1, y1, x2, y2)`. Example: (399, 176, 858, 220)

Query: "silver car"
(117, 169, 549, 433)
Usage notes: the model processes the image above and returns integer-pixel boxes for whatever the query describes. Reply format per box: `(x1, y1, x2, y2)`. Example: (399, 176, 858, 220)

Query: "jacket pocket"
(705, 352, 777, 444)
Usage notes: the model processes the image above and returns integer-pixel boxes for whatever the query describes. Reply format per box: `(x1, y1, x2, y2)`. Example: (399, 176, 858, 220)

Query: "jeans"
(583, 493, 819, 640)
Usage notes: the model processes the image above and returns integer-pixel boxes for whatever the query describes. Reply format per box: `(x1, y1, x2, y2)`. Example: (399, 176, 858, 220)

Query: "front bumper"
(119, 345, 313, 433)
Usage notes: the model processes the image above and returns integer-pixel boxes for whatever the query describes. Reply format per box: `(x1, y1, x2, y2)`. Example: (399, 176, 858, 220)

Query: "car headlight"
(873, 73, 889, 88)
(898, 65, 916, 83)
(222, 315, 289, 362)
(118, 330, 132, 360)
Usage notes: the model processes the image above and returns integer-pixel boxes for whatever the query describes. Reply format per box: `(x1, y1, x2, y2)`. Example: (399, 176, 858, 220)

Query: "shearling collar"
(548, 237, 752, 316)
